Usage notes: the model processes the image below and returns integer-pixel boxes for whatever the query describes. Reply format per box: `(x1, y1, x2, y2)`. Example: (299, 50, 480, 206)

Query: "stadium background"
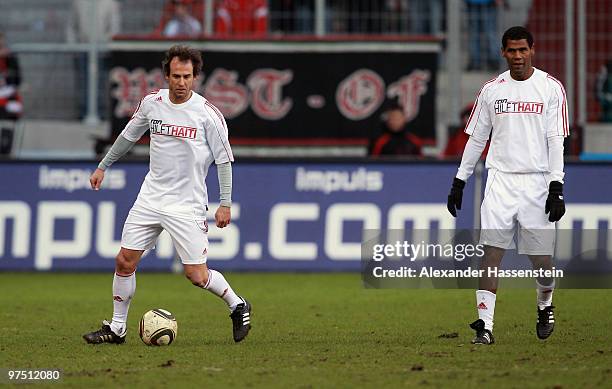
(1, 1, 611, 387)
(1, 0, 610, 270)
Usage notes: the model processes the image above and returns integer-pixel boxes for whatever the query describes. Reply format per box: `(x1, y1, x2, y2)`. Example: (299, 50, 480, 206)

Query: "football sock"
(204, 269, 243, 311)
(110, 271, 135, 336)
(476, 289, 496, 331)
(536, 279, 555, 310)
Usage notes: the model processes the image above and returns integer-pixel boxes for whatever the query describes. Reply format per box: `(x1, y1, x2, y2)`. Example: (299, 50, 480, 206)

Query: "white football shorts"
(479, 169, 556, 255)
(121, 204, 209, 264)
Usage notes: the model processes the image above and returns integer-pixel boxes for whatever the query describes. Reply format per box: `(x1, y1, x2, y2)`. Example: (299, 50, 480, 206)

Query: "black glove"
(545, 181, 565, 222)
(447, 178, 465, 217)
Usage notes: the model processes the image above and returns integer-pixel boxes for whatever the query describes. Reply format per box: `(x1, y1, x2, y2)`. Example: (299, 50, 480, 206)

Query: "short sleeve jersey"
(464, 68, 569, 173)
(121, 89, 234, 218)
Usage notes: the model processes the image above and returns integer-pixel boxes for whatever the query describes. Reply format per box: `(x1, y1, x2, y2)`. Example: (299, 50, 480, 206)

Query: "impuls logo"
(295, 167, 383, 194)
(38, 166, 126, 192)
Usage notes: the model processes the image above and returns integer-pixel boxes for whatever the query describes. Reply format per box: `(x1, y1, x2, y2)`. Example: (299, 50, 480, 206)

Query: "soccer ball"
(139, 309, 178, 346)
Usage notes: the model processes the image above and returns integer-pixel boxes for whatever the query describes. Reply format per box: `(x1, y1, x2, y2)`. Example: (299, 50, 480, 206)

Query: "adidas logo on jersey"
(477, 302, 488, 309)
(155, 96, 162, 102)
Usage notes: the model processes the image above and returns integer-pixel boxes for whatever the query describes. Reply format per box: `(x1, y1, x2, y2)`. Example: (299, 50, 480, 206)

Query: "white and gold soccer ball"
(139, 309, 178, 346)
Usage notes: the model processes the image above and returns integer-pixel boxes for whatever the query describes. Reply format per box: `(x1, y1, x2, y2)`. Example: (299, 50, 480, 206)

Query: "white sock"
(203, 269, 243, 311)
(536, 279, 555, 310)
(110, 272, 135, 335)
(476, 290, 496, 331)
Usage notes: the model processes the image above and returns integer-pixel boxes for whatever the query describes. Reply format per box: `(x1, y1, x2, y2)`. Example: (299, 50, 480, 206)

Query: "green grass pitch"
(1, 273, 611, 388)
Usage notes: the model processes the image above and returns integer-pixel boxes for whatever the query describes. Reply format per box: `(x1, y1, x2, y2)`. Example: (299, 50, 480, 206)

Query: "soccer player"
(83, 45, 251, 344)
(447, 26, 568, 344)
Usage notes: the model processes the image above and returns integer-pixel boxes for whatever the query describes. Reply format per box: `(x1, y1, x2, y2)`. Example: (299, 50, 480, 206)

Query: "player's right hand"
(215, 206, 231, 228)
(447, 177, 466, 217)
(90, 168, 105, 191)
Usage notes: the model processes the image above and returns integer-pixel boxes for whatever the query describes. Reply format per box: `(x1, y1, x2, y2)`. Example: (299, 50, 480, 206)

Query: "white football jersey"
(465, 68, 569, 173)
(121, 89, 234, 218)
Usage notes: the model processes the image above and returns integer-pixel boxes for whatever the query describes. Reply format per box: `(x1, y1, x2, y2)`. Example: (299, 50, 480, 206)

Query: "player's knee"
(185, 268, 209, 288)
(187, 275, 206, 288)
(115, 252, 137, 274)
(529, 255, 552, 268)
(190, 280, 205, 288)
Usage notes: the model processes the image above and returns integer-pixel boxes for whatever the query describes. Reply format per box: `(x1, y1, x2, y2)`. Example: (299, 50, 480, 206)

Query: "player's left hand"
(215, 206, 231, 228)
(545, 181, 565, 222)
(447, 177, 466, 217)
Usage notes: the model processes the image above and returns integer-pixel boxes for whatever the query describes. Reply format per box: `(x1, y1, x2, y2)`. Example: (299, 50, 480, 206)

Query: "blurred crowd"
(0, 31, 22, 154)
(152, 0, 445, 38)
(2, 0, 610, 159)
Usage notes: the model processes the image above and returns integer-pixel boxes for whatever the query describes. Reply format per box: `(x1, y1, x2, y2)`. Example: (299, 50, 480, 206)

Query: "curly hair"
(161, 45, 203, 78)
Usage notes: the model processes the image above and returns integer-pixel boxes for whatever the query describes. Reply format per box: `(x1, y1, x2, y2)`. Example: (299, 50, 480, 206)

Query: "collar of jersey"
(167, 90, 194, 107)
(508, 67, 538, 84)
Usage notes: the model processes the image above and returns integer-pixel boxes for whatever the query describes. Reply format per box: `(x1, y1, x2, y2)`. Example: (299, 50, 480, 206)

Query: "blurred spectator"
(442, 103, 489, 158)
(163, 0, 203, 38)
(293, 0, 314, 33)
(216, 0, 268, 37)
(384, 0, 409, 34)
(157, 0, 267, 38)
(66, 0, 120, 44)
(0, 32, 22, 121)
(407, 0, 444, 35)
(595, 60, 612, 122)
(66, 0, 120, 120)
(155, 0, 204, 36)
(465, 0, 505, 71)
(0, 31, 22, 154)
(369, 103, 422, 156)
